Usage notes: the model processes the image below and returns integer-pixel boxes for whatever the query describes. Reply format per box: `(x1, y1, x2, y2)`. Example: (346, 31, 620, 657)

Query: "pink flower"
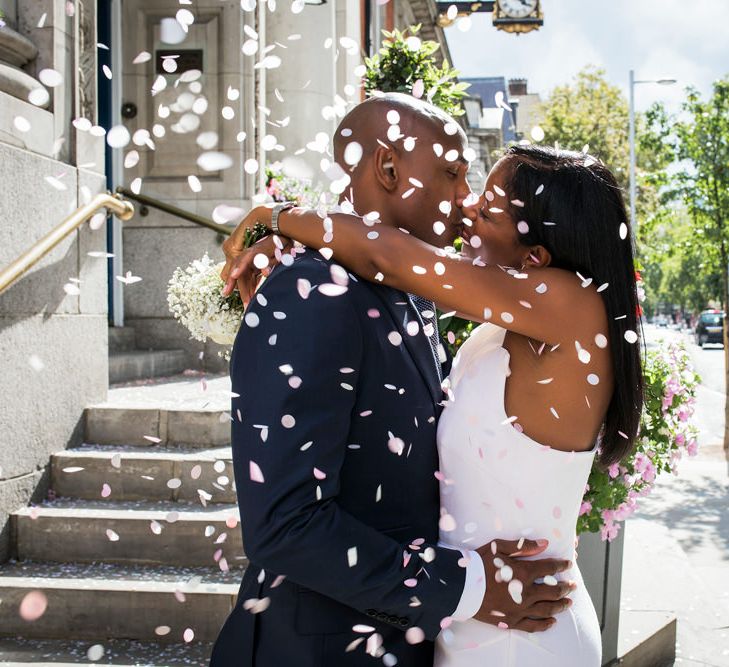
(641, 461, 656, 483)
(608, 463, 621, 479)
(600, 521, 620, 542)
(687, 439, 699, 456)
(675, 433, 686, 447)
(579, 500, 592, 516)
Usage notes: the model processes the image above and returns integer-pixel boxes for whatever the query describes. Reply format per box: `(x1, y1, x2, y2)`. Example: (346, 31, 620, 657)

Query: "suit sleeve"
(230, 257, 467, 640)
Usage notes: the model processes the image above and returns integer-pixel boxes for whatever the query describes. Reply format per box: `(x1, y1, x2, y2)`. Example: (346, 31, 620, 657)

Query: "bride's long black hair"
(503, 144, 643, 467)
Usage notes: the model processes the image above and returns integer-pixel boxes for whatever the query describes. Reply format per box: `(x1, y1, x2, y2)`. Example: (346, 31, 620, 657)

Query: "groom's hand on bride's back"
(473, 538, 575, 633)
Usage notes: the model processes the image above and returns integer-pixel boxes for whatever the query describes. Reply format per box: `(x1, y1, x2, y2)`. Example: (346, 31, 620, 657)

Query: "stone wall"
(0, 0, 108, 562)
(118, 0, 360, 370)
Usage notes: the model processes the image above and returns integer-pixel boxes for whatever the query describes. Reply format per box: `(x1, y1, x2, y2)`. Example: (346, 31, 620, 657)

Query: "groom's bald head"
(331, 93, 471, 245)
(333, 93, 466, 161)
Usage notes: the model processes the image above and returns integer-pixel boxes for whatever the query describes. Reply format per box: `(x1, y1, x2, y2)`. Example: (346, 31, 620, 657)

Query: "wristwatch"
(271, 201, 296, 235)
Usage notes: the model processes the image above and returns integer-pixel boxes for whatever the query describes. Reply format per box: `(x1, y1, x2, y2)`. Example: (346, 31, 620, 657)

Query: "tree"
(540, 66, 631, 187)
(538, 66, 666, 225)
(650, 78, 729, 448)
(363, 25, 469, 118)
(640, 206, 722, 316)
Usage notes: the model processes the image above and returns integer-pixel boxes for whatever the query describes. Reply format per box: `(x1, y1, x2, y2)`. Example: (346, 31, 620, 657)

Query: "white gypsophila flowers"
(167, 253, 244, 358)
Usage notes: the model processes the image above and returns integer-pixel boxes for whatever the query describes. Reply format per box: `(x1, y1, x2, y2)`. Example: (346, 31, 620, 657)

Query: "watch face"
(499, 0, 538, 18)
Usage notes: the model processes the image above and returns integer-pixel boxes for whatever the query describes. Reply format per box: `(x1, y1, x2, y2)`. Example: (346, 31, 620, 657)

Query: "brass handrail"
(115, 187, 233, 236)
(0, 193, 135, 295)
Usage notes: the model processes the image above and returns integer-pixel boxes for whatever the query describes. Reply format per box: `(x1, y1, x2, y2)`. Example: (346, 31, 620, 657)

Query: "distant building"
(508, 78, 543, 141)
(459, 76, 542, 188)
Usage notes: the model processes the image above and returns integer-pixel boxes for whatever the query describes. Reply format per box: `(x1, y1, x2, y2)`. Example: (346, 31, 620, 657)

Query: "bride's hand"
(220, 205, 273, 285)
(221, 232, 294, 306)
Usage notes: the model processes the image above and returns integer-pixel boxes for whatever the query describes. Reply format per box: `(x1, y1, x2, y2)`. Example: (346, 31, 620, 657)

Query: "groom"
(210, 94, 574, 666)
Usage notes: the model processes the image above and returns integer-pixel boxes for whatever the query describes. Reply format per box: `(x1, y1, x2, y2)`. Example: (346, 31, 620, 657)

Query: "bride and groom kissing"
(209, 93, 643, 666)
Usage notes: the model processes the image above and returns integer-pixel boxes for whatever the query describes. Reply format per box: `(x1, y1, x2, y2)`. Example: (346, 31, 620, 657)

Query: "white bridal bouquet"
(167, 253, 244, 355)
(168, 223, 272, 357)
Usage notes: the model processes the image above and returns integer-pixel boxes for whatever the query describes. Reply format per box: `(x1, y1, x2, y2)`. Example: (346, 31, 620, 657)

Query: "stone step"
(51, 445, 235, 504)
(85, 406, 230, 448)
(0, 636, 213, 666)
(12, 499, 245, 568)
(109, 350, 188, 384)
(0, 560, 240, 643)
(108, 326, 137, 353)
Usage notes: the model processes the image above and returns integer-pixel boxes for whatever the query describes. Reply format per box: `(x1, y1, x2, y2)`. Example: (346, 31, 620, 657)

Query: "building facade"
(0, 0, 454, 562)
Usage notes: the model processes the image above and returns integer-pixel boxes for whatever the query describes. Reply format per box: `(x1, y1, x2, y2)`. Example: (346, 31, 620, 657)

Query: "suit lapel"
(372, 287, 444, 407)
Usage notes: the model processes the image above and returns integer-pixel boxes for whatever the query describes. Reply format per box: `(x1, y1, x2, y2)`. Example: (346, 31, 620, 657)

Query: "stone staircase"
(0, 375, 241, 665)
(108, 327, 188, 384)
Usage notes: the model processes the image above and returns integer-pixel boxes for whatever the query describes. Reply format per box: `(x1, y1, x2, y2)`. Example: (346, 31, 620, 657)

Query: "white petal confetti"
(39, 69, 63, 88)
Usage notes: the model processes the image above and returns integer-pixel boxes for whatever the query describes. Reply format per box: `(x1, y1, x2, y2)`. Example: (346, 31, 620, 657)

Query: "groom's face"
(333, 102, 473, 247)
(387, 121, 472, 246)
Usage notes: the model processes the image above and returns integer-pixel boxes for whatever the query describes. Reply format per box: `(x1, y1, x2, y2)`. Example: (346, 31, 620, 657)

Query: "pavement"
(619, 325, 729, 666)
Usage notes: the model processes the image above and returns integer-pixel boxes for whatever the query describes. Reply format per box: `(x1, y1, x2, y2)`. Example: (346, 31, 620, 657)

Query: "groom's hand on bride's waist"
(472, 538, 575, 633)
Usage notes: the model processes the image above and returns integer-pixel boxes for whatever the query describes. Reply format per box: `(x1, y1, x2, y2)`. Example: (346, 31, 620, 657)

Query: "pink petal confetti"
(388, 437, 405, 456)
(183, 628, 194, 643)
(249, 460, 265, 483)
(281, 414, 296, 428)
(101, 484, 111, 498)
(19, 591, 48, 621)
(439, 513, 456, 532)
(313, 467, 327, 480)
(353, 624, 376, 633)
(155, 625, 171, 636)
(346, 638, 365, 652)
(404, 578, 418, 588)
(318, 283, 348, 297)
(405, 626, 425, 644)
(508, 579, 524, 604)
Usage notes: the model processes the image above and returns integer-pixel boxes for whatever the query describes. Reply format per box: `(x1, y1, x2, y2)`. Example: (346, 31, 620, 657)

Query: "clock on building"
(493, 0, 543, 33)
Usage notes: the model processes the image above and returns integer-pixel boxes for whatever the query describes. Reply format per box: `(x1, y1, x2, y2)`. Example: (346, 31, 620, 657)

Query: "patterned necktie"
(408, 294, 443, 382)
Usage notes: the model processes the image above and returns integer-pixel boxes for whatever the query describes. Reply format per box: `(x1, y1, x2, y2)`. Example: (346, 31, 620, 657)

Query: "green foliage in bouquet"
(363, 24, 469, 118)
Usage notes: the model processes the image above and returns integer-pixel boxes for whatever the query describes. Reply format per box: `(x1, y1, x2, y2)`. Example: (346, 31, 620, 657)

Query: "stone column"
(263, 0, 361, 183)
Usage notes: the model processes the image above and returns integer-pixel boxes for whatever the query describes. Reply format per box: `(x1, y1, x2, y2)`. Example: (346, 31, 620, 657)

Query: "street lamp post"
(628, 70, 677, 228)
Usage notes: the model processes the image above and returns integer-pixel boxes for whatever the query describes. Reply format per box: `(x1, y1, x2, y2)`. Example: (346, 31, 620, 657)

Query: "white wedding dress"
(435, 323, 602, 667)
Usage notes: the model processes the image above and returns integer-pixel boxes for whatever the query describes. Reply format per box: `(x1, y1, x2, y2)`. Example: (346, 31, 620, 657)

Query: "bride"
(222, 144, 643, 666)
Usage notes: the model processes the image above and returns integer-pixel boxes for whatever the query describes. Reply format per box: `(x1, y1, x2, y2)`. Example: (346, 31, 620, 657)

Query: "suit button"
(387, 615, 399, 624)
(377, 613, 388, 622)
(399, 618, 409, 627)
(366, 609, 377, 617)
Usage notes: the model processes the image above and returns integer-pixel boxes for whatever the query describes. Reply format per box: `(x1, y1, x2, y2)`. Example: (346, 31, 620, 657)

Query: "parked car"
(695, 309, 725, 347)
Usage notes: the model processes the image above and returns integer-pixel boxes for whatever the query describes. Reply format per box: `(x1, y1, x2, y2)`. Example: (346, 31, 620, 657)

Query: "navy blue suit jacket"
(210, 249, 466, 666)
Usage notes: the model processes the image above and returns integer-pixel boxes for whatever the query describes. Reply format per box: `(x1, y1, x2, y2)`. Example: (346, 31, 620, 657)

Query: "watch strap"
(271, 201, 296, 235)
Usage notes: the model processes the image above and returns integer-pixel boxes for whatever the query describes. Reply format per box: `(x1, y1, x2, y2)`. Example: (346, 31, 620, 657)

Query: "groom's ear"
(373, 145, 399, 192)
(524, 245, 552, 268)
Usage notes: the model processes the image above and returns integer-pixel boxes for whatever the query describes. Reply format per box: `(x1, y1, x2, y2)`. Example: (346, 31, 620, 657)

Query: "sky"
(444, 0, 729, 113)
